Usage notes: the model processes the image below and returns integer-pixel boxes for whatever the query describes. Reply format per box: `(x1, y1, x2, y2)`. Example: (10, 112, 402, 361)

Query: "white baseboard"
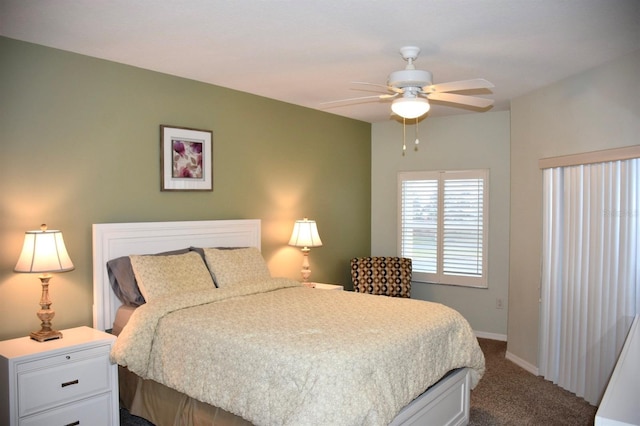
(472, 331, 539, 376)
(505, 351, 539, 376)
(474, 330, 507, 341)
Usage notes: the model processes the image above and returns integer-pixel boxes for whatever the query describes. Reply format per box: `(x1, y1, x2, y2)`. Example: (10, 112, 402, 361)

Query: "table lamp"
(288, 218, 323, 287)
(14, 224, 74, 341)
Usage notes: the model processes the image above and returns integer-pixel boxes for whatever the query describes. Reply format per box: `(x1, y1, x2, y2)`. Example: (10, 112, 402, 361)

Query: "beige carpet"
(470, 338, 597, 425)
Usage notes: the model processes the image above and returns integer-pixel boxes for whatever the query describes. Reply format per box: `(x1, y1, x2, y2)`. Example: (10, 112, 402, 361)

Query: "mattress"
(112, 304, 136, 337)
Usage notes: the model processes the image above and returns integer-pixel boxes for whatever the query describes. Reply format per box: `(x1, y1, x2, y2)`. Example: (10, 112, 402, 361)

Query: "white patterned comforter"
(111, 278, 485, 426)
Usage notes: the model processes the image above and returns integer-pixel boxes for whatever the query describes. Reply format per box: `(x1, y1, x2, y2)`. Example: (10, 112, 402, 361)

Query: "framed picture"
(161, 125, 213, 191)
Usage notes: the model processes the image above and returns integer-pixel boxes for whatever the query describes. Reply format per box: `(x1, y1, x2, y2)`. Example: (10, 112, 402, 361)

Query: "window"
(398, 169, 489, 287)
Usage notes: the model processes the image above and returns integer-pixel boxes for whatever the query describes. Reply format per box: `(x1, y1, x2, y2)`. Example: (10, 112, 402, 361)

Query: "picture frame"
(160, 125, 213, 191)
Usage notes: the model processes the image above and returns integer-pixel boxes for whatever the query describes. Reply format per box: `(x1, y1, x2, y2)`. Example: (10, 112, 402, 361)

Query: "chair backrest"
(350, 257, 412, 298)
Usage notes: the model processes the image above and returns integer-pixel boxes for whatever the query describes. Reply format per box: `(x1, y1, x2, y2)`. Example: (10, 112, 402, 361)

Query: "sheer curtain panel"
(539, 158, 639, 405)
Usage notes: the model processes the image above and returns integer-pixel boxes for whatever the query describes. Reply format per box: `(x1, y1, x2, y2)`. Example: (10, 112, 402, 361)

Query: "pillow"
(190, 246, 246, 286)
(203, 247, 270, 288)
(107, 248, 190, 306)
(129, 251, 215, 302)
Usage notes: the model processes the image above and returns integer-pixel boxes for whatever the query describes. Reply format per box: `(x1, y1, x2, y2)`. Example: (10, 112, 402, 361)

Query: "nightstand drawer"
(20, 393, 113, 426)
(17, 346, 112, 417)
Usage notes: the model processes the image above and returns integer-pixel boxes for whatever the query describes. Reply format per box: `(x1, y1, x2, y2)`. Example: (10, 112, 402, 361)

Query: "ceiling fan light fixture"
(391, 97, 430, 119)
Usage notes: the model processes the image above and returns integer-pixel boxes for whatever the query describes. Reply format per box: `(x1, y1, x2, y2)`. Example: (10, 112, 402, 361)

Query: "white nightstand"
(0, 326, 118, 426)
(313, 283, 344, 291)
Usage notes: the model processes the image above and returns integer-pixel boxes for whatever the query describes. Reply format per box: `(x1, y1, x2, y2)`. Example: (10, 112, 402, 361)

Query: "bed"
(92, 219, 485, 426)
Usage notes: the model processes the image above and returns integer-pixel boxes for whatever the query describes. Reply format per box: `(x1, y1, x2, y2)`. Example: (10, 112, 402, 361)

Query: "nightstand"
(0, 326, 118, 426)
(313, 283, 344, 290)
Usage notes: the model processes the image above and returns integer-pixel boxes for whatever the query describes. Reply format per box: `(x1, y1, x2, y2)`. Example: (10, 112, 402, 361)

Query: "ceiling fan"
(325, 46, 495, 119)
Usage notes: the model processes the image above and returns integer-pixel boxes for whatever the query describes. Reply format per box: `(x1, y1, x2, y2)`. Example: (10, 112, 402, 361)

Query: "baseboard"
(505, 351, 539, 376)
(472, 331, 539, 375)
(474, 330, 507, 341)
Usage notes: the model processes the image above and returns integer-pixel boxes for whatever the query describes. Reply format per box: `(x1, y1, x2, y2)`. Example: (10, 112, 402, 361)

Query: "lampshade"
(391, 97, 430, 119)
(288, 218, 323, 249)
(15, 225, 74, 273)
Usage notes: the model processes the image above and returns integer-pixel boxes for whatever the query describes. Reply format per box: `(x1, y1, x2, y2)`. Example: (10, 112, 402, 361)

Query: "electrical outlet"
(496, 298, 504, 309)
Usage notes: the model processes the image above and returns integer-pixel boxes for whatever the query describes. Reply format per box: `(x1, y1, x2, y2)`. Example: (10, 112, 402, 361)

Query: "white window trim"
(397, 169, 489, 288)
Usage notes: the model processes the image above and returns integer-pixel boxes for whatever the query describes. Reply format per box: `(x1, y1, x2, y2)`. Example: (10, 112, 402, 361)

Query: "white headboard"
(92, 219, 261, 331)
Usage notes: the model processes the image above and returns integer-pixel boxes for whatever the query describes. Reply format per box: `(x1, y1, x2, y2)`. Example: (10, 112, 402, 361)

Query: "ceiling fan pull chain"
(402, 117, 407, 155)
(415, 118, 420, 151)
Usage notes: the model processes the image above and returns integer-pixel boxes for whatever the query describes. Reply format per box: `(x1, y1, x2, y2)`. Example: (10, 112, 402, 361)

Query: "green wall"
(0, 37, 371, 340)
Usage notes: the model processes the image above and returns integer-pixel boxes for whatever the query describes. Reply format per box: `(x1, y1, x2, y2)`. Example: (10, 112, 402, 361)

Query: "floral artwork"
(172, 139, 203, 179)
(161, 125, 213, 191)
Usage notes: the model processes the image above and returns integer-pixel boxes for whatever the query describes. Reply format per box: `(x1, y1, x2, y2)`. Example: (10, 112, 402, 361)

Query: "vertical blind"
(539, 158, 639, 405)
(398, 170, 488, 287)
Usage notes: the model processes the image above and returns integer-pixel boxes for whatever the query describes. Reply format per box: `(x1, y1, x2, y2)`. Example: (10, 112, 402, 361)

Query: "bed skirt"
(119, 366, 253, 426)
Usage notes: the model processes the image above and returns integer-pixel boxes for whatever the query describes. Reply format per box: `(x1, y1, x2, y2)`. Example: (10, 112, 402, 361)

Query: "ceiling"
(1, 0, 639, 123)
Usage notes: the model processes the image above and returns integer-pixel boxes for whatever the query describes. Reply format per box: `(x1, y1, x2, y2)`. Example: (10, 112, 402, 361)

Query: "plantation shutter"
(400, 174, 439, 274)
(443, 176, 484, 277)
(399, 170, 488, 287)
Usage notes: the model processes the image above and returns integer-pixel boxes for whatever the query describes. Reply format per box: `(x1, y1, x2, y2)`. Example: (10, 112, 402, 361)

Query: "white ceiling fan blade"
(320, 92, 398, 106)
(352, 81, 404, 94)
(424, 78, 494, 94)
(427, 92, 494, 108)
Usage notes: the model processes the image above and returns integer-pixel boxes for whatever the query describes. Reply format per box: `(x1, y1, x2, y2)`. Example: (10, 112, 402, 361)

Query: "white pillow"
(130, 251, 214, 301)
(203, 247, 270, 287)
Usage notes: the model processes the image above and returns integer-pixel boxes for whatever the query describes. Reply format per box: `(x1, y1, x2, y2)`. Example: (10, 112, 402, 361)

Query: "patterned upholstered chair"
(350, 257, 412, 298)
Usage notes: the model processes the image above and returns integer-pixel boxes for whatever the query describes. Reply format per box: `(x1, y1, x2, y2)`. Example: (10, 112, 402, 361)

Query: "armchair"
(350, 256, 412, 298)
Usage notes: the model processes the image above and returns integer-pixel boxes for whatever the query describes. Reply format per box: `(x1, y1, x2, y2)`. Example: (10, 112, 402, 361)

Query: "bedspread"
(111, 278, 485, 426)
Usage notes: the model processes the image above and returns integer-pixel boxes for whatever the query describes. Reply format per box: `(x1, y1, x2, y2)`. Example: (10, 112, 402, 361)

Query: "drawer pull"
(65, 421, 80, 426)
(61, 379, 79, 388)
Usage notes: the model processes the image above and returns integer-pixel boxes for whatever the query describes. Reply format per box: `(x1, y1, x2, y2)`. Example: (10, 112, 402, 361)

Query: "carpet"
(470, 338, 597, 425)
(121, 338, 598, 425)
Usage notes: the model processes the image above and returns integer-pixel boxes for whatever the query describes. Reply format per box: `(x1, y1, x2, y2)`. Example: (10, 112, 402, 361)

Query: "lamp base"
(30, 274, 63, 342)
(30, 328, 63, 342)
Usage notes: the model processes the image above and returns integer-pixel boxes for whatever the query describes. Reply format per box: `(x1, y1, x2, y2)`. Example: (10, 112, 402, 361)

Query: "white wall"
(371, 111, 511, 337)
(508, 49, 640, 367)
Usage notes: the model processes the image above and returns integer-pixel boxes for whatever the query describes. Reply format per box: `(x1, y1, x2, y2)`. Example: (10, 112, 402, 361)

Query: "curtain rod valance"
(539, 145, 640, 169)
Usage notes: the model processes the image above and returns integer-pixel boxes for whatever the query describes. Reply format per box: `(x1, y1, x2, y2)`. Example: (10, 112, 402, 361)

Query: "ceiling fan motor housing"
(388, 69, 433, 89)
